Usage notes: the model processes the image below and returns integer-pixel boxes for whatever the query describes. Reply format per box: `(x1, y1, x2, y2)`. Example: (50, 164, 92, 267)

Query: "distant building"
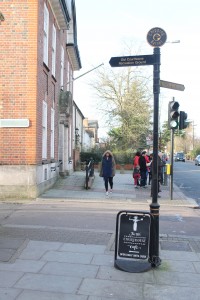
(83, 119, 99, 150)
(0, 0, 81, 198)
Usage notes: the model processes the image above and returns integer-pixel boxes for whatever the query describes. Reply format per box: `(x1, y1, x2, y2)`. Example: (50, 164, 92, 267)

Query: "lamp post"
(192, 121, 197, 150)
(0, 12, 5, 24)
(75, 128, 80, 148)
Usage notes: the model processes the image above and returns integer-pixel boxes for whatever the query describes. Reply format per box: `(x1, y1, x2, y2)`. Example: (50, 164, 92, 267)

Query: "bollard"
(166, 164, 171, 175)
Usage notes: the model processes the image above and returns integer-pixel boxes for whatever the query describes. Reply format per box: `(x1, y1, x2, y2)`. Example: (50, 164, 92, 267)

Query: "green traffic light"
(168, 100, 180, 130)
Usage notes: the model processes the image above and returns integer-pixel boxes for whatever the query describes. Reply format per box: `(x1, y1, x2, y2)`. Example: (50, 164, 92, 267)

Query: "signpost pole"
(149, 47, 161, 267)
(111, 27, 168, 270)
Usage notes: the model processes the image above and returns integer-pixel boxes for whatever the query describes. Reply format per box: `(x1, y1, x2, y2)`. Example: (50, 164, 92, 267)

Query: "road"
(0, 163, 200, 246)
(0, 198, 200, 245)
(173, 160, 200, 205)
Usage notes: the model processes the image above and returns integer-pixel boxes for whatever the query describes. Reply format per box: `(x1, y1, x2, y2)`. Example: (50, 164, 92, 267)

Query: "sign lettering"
(109, 55, 155, 67)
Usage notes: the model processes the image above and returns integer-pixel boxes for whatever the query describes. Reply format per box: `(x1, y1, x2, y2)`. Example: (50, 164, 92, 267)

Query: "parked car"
(175, 152, 185, 162)
(194, 155, 200, 166)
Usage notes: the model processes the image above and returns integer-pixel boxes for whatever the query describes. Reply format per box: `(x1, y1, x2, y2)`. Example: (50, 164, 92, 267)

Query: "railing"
(85, 158, 94, 189)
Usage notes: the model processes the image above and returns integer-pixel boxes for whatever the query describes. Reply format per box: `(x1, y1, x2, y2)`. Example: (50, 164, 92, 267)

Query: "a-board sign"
(116, 211, 151, 260)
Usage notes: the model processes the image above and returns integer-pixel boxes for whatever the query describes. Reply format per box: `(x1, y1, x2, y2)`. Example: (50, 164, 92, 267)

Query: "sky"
(74, 0, 200, 139)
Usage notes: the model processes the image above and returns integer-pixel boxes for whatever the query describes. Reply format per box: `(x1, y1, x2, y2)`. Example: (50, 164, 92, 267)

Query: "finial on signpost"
(147, 27, 167, 48)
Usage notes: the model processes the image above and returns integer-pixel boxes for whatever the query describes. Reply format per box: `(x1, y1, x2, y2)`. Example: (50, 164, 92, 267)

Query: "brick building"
(0, 0, 81, 198)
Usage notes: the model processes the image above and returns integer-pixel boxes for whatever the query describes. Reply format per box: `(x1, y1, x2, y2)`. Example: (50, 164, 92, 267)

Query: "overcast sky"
(74, 0, 200, 138)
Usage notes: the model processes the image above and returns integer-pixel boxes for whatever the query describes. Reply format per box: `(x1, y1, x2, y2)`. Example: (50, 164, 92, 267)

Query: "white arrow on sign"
(160, 80, 185, 91)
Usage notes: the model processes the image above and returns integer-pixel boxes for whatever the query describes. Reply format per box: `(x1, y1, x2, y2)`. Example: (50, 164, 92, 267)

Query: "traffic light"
(179, 111, 188, 130)
(168, 100, 180, 129)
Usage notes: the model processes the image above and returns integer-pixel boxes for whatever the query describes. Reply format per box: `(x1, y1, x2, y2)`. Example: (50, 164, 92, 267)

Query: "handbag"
(133, 167, 140, 175)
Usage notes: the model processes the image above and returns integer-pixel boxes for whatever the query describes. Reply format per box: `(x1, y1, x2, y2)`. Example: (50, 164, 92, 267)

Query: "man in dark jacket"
(139, 151, 147, 187)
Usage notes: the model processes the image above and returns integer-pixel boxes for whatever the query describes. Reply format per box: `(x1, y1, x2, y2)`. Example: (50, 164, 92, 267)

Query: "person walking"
(99, 150, 116, 196)
(133, 151, 141, 188)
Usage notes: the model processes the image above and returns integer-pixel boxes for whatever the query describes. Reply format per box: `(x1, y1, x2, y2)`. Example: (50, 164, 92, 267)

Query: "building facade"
(0, 0, 81, 198)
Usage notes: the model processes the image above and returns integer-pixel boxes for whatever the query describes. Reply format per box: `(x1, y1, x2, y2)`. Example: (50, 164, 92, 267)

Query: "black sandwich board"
(115, 211, 153, 273)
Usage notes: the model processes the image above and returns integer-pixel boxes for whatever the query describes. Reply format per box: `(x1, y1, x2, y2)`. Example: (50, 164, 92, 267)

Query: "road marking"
(175, 214, 184, 222)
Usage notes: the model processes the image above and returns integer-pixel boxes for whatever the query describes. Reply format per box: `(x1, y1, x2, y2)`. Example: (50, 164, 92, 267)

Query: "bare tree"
(91, 65, 153, 149)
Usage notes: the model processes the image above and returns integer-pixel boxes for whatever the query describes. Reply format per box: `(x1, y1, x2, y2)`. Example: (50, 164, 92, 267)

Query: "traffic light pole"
(149, 47, 161, 267)
(170, 129, 174, 200)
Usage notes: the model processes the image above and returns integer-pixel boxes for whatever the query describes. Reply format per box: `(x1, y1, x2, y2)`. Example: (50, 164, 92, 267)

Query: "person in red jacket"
(133, 151, 141, 188)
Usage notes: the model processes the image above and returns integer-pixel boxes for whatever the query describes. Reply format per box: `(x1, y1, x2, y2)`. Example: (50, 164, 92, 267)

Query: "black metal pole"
(149, 47, 161, 267)
(170, 128, 174, 200)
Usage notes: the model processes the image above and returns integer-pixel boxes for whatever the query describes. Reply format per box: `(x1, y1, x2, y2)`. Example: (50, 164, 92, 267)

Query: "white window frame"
(51, 108, 55, 158)
(43, 3, 49, 66)
(52, 24, 56, 77)
(42, 101, 47, 159)
(60, 46, 64, 89)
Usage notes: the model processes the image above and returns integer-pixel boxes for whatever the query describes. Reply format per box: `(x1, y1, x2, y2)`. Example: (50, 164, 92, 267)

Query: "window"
(52, 24, 56, 77)
(60, 46, 64, 89)
(42, 101, 47, 159)
(51, 108, 55, 158)
(43, 3, 49, 66)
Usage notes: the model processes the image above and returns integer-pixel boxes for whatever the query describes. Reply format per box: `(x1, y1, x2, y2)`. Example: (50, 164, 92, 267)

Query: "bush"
(190, 147, 200, 159)
(80, 152, 102, 164)
(112, 150, 133, 164)
(80, 149, 135, 165)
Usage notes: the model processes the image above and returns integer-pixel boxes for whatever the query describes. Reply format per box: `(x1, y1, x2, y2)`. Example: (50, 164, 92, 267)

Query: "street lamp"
(66, 63, 104, 86)
(72, 63, 104, 82)
(0, 12, 5, 24)
(189, 120, 197, 150)
(75, 128, 80, 148)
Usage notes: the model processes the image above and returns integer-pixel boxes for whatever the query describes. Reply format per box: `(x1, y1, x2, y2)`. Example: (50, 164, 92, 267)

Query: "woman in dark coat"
(99, 150, 116, 196)
(139, 151, 148, 187)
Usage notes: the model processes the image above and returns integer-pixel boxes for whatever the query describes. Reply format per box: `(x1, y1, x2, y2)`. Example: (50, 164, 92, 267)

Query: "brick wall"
(0, 0, 70, 166)
(0, 0, 38, 165)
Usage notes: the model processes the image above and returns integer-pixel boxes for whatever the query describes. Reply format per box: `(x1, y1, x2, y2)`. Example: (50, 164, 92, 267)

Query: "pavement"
(0, 170, 200, 299)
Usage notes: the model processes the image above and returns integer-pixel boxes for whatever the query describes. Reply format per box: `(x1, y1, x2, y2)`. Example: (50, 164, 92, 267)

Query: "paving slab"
(97, 265, 155, 283)
(42, 250, 93, 264)
(59, 243, 106, 254)
(0, 288, 22, 300)
(17, 290, 87, 300)
(154, 270, 200, 287)
(41, 261, 99, 278)
(15, 273, 82, 294)
(0, 270, 24, 288)
(0, 259, 45, 273)
(143, 284, 200, 300)
(19, 241, 62, 260)
(78, 278, 143, 299)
